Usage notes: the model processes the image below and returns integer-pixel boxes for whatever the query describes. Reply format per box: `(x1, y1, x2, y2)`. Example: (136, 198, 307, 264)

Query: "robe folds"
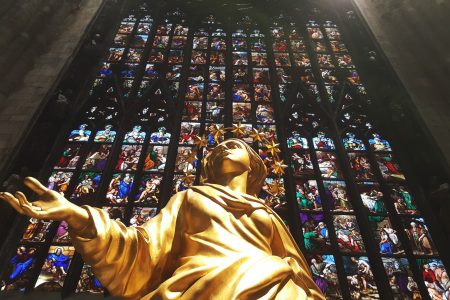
(69, 183, 325, 300)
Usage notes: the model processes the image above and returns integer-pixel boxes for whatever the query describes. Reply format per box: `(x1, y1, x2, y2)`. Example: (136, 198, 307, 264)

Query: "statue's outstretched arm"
(0, 177, 186, 299)
(0, 177, 92, 234)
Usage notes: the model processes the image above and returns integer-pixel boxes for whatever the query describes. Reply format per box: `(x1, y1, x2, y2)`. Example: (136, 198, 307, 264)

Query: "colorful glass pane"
(334, 215, 365, 253)
(1, 245, 39, 291)
(34, 246, 75, 291)
(342, 256, 379, 299)
(76, 264, 103, 294)
(300, 212, 331, 252)
(307, 254, 342, 299)
(323, 180, 353, 212)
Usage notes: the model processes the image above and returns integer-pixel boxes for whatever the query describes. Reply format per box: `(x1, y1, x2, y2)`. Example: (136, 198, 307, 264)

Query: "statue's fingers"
(20, 203, 48, 219)
(29, 203, 43, 210)
(31, 200, 52, 210)
(15, 191, 33, 208)
(0, 192, 23, 213)
(23, 177, 48, 196)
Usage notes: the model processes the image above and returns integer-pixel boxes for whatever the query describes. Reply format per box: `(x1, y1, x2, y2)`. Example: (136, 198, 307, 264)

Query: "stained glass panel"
(1, 245, 39, 292)
(76, 264, 103, 294)
(34, 246, 75, 291)
(343, 256, 379, 299)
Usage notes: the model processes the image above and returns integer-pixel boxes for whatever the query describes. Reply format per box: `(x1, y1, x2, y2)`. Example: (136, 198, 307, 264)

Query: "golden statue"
(0, 139, 325, 299)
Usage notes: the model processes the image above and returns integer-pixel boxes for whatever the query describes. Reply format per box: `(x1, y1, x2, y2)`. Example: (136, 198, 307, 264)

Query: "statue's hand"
(0, 177, 71, 220)
(0, 177, 90, 232)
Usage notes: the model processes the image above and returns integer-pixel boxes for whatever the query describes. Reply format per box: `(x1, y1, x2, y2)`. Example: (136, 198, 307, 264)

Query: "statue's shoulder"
(174, 185, 208, 194)
(172, 185, 212, 203)
(170, 189, 189, 199)
(170, 187, 201, 201)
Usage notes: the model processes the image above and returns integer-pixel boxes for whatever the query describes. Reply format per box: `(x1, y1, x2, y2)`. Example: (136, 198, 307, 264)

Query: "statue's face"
(216, 140, 250, 176)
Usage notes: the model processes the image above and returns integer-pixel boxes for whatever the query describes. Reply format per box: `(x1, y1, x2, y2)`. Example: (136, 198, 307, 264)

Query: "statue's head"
(201, 139, 267, 196)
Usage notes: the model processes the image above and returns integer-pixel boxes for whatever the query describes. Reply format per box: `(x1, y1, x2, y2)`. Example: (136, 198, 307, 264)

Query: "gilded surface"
(1, 139, 324, 299)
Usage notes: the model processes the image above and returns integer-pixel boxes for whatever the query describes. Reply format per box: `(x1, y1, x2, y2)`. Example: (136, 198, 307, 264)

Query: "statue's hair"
(200, 138, 267, 196)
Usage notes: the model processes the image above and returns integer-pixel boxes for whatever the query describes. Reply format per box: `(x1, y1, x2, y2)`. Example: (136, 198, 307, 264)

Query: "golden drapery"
(69, 184, 325, 299)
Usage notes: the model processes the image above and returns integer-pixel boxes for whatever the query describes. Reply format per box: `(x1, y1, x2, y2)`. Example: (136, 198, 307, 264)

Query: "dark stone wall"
(0, 0, 105, 174)
(352, 0, 450, 172)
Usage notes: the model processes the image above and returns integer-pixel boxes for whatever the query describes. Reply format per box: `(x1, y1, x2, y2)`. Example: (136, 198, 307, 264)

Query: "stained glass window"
(0, 3, 448, 299)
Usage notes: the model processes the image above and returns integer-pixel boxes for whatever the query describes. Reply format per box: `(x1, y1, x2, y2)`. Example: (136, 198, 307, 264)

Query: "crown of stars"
(249, 128, 265, 143)
(184, 149, 197, 164)
(225, 122, 246, 137)
(272, 160, 288, 175)
(180, 124, 286, 205)
(180, 172, 196, 185)
(193, 135, 208, 148)
(264, 140, 281, 158)
(267, 179, 285, 195)
(209, 124, 225, 142)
